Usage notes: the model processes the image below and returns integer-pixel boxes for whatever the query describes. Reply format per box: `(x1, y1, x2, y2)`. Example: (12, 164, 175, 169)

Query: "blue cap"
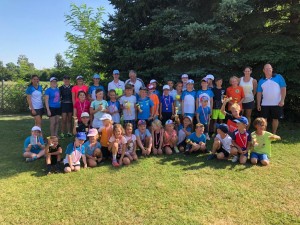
(200, 96, 209, 102)
(216, 123, 229, 133)
(113, 70, 120, 74)
(76, 132, 87, 140)
(234, 116, 249, 125)
(93, 74, 100, 79)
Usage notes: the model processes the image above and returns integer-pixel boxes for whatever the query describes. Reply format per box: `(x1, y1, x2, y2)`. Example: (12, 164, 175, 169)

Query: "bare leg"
(272, 119, 279, 134)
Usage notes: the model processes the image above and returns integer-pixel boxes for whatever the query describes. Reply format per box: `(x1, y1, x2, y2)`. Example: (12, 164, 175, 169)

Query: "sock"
(112, 154, 116, 161)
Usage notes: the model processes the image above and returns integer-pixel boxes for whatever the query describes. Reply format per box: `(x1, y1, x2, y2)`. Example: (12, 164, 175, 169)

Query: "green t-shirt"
(251, 131, 274, 157)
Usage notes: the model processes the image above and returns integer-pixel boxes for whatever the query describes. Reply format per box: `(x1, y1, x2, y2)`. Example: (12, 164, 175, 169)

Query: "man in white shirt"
(125, 70, 145, 95)
(107, 69, 125, 97)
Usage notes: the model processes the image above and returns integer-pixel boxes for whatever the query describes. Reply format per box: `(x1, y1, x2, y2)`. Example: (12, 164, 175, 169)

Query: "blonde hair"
(152, 119, 163, 129)
(124, 123, 133, 129)
(195, 123, 204, 128)
(253, 117, 267, 130)
(231, 103, 241, 111)
(113, 123, 125, 135)
(229, 76, 239, 85)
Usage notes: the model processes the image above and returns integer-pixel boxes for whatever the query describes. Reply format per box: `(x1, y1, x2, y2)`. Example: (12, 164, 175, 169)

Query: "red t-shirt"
(74, 100, 91, 122)
(72, 85, 89, 103)
(226, 86, 245, 110)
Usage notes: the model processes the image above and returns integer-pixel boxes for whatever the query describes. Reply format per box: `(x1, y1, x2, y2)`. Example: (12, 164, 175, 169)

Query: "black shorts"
(261, 106, 282, 120)
(217, 147, 230, 158)
(49, 107, 61, 117)
(50, 155, 58, 165)
(31, 108, 44, 117)
(61, 103, 73, 113)
(242, 101, 255, 110)
(64, 163, 80, 168)
(101, 147, 111, 159)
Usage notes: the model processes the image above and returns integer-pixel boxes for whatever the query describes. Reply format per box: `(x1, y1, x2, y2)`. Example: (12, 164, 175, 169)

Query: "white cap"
(76, 75, 84, 80)
(150, 79, 157, 84)
(187, 79, 194, 84)
(81, 112, 90, 118)
(99, 113, 112, 121)
(206, 74, 215, 80)
(50, 77, 57, 82)
(163, 85, 170, 90)
(181, 74, 188, 78)
(31, 126, 41, 132)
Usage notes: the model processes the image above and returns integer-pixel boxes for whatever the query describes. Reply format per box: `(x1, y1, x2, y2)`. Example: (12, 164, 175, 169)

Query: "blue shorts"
(250, 152, 269, 161)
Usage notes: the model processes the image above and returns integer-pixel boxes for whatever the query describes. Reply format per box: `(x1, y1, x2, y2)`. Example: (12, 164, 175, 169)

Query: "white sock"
(113, 154, 116, 161)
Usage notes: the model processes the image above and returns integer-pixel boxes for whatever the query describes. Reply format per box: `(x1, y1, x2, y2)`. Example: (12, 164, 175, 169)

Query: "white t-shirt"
(119, 95, 137, 120)
(108, 80, 125, 96)
(109, 136, 127, 154)
(124, 134, 136, 153)
(239, 77, 254, 103)
(125, 78, 145, 94)
(216, 133, 232, 152)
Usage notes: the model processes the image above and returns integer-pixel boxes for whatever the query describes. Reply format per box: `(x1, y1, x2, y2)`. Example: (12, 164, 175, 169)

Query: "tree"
(17, 55, 36, 80)
(5, 62, 19, 81)
(54, 53, 67, 69)
(65, 3, 104, 79)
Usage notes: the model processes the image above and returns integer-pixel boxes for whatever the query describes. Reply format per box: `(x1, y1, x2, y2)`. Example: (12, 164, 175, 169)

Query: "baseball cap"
(76, 132, 87, 140)
(150, 79, 157, 84)
(99, 113, 112, 121)
(50, 77, 57, 82)
(31, 126, 41, 132)
(63, 75, 70, 79)
(163, 85, 170, 90)
(93, 74, 100, 79)
(113, 70, 120, 74)
(216, 123, 229, 134)
(206, 74, 215, 80)
(181, 74, 188, 78)
(184, 115, 193, 122)
(187, 79, 194, 84)
(147, 84, 155, 90)
(234, 116, 249, 125)
(201, 77, 208, 82)
(165, 119, 174, 125)
(76, 75, 83, 80)
(81, 112, 90, 118)
(138, 120, 146, 126)
(87, 128, 98, 137)
(200, 96, 209, 102)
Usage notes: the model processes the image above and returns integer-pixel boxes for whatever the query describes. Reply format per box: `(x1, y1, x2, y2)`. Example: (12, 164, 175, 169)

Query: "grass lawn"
(0, 115, 300, 225)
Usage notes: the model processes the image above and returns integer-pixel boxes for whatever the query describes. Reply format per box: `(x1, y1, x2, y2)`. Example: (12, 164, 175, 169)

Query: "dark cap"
(63, 75, 70, 79)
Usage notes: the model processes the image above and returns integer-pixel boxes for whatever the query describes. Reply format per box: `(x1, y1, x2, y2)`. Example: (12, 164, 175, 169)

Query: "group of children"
(23, 73, 281, 174)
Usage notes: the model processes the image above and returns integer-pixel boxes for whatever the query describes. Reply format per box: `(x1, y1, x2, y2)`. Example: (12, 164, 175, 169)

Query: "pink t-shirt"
(72, 85, 89, 103)
(74, 100, 91, 122)
(109, 136, 127, 154)
(163, 130, 177, 147)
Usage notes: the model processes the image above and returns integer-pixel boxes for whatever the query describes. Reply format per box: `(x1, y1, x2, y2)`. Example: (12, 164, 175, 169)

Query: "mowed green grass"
(0, 115, 300, 225)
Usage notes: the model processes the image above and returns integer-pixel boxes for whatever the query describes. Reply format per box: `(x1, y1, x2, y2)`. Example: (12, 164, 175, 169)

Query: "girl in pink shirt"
(73, 91, 91, 123)
(72, 76, 89, 104)
(163, 120, 179, 155)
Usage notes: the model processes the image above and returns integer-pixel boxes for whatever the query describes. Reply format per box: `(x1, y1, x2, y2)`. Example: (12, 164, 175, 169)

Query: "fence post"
(1, 80, 3, 113)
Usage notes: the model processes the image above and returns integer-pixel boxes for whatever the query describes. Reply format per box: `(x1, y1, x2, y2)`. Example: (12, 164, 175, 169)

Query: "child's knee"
(88, 160, 97, 168)
(239, 156, 247, 164)
(217, 153, 224, 159)
(251, 158, 257, 165)
(123, 157, 131, 165)
(64, 167, 71, 173)
(158, 149, 163, 155)
(74, 166, 80, 172)
(230, 147, 238, 155)
(94, 149, 101, 157)
(165, 149, 172, 155)
(261, 160, 269, 166)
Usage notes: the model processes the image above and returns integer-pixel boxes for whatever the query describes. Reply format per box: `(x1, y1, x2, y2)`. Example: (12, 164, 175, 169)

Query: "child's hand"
(70, 165, 75, 171)
(118, 159, 123, 166)
(47, 109, 51, 117)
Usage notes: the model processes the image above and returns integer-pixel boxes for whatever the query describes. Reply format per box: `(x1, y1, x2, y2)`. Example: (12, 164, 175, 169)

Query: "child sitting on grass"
(98, 114, 113, 160)
(230, 116, 251, 164)
(207, 123, 232, 160)
(221, 98, 242, 134)
(124, 123, 138, 162)
(185, 123, 206, 155)
(135, 120, 152, 156)
(250, 117, 281, 166)
(23, 126, 45, 162)
(84, 128, 102, 168)
(45, 136, 62, 175)
(63, 132, 87, 173)
(176, 115, 193, 152)
(151, 119, 164, 155)
(163, 120, 179, 154)
(108, 124, 127, 167)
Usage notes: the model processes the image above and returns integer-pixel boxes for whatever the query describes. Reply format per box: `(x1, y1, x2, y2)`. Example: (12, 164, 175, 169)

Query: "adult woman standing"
(239, 66, 257, 127)
(26, 75, 44, 128)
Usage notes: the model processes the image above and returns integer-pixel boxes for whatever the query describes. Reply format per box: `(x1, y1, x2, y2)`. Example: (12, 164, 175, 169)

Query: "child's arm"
(133, 140, 137, 154)
(118, 144, 126, 165)
(196, 112, 200, 124)
(44, 95, 51, 117)
(81, 155, 87, 168)
(244, 141, 251, 153)
(159, 103, 162, 119)
(159, 129, 164, 150)
(136, 136, 145, 151)
(195, 97, 199, 112)
(220, 98, 230, 116)
(151, 130, 156, 150)
(67, 154, 74, 170)
(269, 134, 281, 141)
(181, 100, 184, 115)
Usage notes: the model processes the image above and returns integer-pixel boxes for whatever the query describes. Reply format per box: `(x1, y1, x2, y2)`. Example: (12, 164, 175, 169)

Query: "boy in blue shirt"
(185, 123, 206, 154)
(196, 96, 211, 140)
(23, 126, 45, 162)
(88, 73, 106, 101)
(181, 79, 197, 119)
(136, 87, 154, 127)
(160, 85, 174, 125)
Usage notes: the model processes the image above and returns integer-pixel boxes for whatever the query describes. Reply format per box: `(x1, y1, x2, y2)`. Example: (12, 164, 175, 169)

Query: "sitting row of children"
(23, 111, 280, 174)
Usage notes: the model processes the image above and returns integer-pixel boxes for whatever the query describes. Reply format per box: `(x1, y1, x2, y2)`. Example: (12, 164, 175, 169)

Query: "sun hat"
(87, 128, 98, 137)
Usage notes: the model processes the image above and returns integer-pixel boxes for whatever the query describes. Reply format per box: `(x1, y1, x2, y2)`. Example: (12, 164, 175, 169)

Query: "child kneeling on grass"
(250, 117, 281, 166)
(151, 119, 164, 155)
(84, 128, 102, 168)
(108, 124, 127, 167)
(230, 116, 251, 164)
(135, 120, 152, 156)
(124, 123, 138, 162)
(23, 126, 45, 162)
(185, 123, 206, 155)
(45, 136, 62, 175)
(207, 123, 232, 160)
(63, 132, 87, 173)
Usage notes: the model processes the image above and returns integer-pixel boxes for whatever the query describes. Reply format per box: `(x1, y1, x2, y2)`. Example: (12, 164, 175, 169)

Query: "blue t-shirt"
(88, 85, 106, 101)
(23, 136, 45, 154)
(45, 87, 61, 108)
(25, 85, 43, 109)
(137, 97, 154, 120)
(181, 90, 197, 115)
(196, 106, 211, 125)
(63, 142, 86, 164)
(196, 89, 214, 108)
(135, 129, 151, 141)
(160, 95, 174, 113)
(83, 141, 101, 156)
(187, 132, 206, 144)
(108, 100, 121, 112)
(178, 124, 192, 132)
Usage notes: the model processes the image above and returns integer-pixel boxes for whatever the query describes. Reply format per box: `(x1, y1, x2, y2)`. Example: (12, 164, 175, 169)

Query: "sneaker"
(112, 160, 119, 167)
(207, 154, 216, 160)
(66, 132, 73, 137)
(59, 133, 65, 139)
(205, 149, 211, 154)
(26, 156, 37, 162)
(174, 146, 180, 153)
(206, 134, 210, 141)
(232, 155, 239, 163)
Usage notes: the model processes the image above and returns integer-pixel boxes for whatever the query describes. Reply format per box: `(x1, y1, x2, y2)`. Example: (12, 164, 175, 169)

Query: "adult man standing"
(256, 64, 286, 134)
(107, 69, 125, 97)
(125, 70, 145, 94)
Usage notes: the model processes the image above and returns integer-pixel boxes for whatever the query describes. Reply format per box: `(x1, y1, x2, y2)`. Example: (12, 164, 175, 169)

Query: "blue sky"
(0, 0, 114, 69)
